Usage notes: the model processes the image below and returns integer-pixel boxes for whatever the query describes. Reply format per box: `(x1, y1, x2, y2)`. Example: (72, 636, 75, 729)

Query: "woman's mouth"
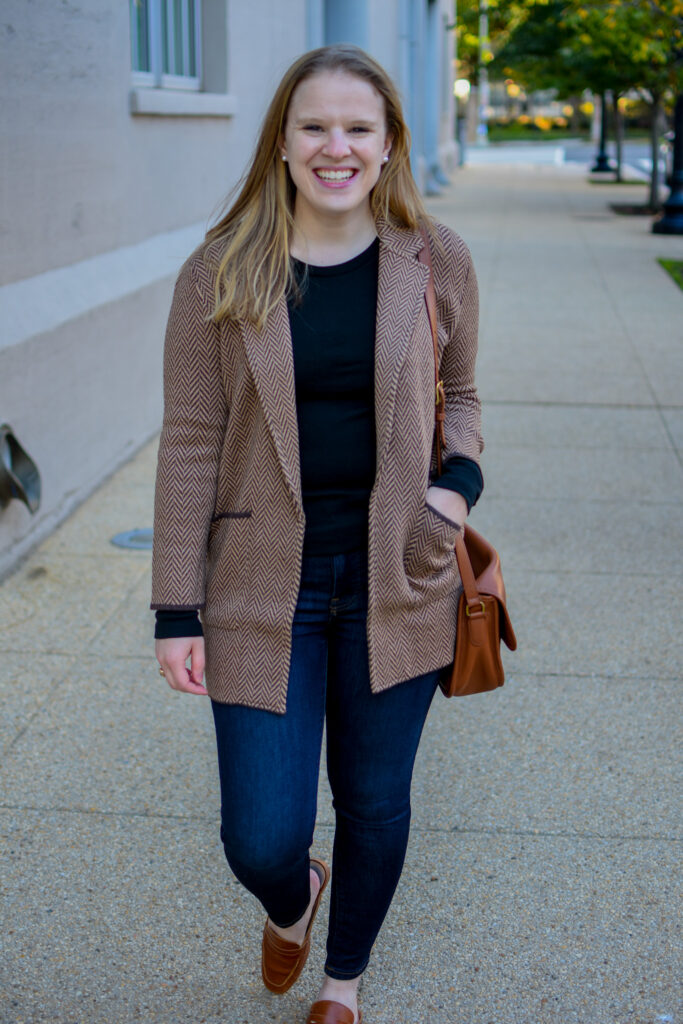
(314, 168, 358, 185)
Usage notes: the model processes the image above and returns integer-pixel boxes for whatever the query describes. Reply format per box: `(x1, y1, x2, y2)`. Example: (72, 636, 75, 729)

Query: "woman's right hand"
(155, 637, 208, 696)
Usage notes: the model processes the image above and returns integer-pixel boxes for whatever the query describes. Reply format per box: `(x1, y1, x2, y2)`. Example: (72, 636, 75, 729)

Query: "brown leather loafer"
(306, 1001, 362, 1024)
(261, 857, 330, 994)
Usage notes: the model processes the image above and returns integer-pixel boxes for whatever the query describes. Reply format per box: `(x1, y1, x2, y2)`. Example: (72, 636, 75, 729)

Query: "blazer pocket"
(205, 513, 254, 614)
(211, 511, 252, 521)
(424, 502, 462, 531)
(404, 502, 459, 585)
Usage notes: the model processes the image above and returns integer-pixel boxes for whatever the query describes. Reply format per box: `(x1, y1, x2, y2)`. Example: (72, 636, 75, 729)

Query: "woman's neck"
(290, 202, 378, 267)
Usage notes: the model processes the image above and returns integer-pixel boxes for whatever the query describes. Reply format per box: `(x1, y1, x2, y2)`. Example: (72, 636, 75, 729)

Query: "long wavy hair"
(205, 44, 432, 327)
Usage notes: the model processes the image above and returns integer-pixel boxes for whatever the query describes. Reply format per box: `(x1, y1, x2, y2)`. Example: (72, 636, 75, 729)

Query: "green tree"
(566, 1, 683, 202)
(456, 0, 540, 83)
(466, 0, 683, 206)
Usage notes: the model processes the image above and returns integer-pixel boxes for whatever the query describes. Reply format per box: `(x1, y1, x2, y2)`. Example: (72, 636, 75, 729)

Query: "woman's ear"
(382, 132, 394, 162)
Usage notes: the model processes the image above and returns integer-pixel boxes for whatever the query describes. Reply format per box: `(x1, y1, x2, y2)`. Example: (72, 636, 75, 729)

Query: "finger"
(189, 643, 205, 685)
(174, 677, 208, 696)
(162, 659, 208, 696)
(164, 669, 208, 695)
(185, 681, 209, 696)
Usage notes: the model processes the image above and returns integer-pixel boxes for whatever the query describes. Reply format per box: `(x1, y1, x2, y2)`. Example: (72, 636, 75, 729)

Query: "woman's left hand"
(425, 486, 468, 531)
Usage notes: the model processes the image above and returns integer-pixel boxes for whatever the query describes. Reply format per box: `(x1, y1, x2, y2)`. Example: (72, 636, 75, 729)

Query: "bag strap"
(417, 229, 446, 478)
(418, 227, 485, 623)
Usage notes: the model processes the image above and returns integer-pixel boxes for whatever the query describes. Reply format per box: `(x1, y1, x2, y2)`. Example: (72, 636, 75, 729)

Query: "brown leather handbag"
(419, 231, 517, 697)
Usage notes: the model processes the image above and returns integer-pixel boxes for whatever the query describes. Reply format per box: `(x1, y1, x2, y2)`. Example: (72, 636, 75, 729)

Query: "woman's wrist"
(425, 486, 468, 529)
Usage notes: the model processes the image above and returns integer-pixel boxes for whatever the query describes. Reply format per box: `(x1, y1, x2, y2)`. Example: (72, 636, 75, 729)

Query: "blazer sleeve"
(150, 253, 228, 610)
(434, 226, 484, 466)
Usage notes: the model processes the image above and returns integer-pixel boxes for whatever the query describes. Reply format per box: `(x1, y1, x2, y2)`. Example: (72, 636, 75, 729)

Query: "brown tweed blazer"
(151, 218, 483, 713)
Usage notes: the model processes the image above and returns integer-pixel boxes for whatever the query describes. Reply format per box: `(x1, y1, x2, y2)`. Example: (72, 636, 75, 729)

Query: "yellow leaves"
(580, 101, 595, 115)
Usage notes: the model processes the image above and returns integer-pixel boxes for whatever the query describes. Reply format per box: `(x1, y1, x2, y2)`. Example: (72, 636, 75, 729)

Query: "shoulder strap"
(419, 227, 481, 606)
(417, 228, 446, 477)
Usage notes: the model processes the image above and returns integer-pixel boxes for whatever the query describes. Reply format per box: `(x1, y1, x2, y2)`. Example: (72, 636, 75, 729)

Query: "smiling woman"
(202, 44, 426, 328)
(280, 71, 392, 263)
(151, 44, 484, 1024)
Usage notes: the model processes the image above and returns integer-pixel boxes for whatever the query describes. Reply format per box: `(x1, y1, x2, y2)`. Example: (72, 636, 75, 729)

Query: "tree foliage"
(456, 0, 542, 83)
(562, 0, 683, 99)
(458, 0, 683, 100)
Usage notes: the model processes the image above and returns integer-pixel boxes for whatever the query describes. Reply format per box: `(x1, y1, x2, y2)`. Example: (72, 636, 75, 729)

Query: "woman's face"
(281, 70, 393, 225)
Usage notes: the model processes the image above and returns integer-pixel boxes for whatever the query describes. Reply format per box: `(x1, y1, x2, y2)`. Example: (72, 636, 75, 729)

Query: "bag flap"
(463, 525, 517, 651)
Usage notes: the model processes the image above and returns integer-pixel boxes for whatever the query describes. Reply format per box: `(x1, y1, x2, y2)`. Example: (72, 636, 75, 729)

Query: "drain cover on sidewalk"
(110, 528, 153, 550)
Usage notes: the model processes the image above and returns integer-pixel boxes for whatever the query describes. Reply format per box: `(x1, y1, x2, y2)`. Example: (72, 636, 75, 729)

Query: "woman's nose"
(323, 128, 350, 159)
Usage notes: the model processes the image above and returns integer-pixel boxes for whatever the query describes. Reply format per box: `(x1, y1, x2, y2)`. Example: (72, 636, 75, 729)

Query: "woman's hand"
(155, 637, 208, 696)
(425, 486, 468, 531)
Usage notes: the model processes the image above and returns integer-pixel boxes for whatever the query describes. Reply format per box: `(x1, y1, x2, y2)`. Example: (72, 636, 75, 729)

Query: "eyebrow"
(294, 116, 380, 128)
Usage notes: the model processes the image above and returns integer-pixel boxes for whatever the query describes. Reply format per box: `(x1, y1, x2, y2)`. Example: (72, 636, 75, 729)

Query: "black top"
(155, 238, 483, 640)
(290, 238, 379, 556)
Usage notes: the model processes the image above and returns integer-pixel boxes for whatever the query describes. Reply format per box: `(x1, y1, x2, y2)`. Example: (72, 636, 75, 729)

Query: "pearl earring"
(382, 156, 389, 163)
(281, 154, 287, 162)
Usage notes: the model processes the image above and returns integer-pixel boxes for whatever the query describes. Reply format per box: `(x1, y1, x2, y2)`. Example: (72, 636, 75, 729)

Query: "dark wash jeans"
(211, 549, 439, 979)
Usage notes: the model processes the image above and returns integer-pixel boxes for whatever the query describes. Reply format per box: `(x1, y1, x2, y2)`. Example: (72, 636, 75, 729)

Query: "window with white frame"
(130, 0, 201, 90)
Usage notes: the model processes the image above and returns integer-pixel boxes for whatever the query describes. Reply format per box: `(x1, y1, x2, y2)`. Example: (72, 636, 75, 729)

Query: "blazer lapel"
(241, 298, 302, 510)
(374, 222, 429, 474)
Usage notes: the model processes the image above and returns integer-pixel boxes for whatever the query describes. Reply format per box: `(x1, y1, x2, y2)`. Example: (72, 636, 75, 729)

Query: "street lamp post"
(477, 0, 489, 145)
(653, 93, 683, 235)
(591, 92, 614, 173)
(454, 78, 471, 166)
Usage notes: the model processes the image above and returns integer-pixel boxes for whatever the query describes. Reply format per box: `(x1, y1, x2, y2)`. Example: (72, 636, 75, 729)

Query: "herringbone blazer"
(151, 218, 483, 713)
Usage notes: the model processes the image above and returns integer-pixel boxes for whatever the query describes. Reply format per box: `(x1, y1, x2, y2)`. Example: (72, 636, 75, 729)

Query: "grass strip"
(658, 259, 683, 291)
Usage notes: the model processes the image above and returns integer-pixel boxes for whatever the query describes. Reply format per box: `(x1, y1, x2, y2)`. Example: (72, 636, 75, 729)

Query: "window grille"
(130, 0, 201, 90)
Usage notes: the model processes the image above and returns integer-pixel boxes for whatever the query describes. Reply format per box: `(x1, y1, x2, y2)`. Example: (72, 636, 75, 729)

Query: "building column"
(324, 0, 369, 48)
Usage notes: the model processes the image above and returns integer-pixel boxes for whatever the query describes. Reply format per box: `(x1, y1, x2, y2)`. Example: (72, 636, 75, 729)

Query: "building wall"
(0, 0, 308, 577)
(0, 0, 456, 578)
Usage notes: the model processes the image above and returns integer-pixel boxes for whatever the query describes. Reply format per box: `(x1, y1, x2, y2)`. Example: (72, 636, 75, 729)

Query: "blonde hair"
(205, 44, 432, 327)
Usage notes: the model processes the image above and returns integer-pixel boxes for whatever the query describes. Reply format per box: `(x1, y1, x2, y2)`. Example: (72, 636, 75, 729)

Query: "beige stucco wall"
(0, 0, 308, 577)
(1, 1, 308, 285)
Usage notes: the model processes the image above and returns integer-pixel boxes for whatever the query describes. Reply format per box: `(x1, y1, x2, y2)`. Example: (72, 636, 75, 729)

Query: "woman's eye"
(350, 126, 370, 134)
(303, 124, 323, 132)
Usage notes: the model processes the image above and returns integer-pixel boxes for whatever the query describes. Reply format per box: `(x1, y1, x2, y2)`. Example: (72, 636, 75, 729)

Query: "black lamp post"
(653, 94, 683, 234)
(591, 92, 614, 173)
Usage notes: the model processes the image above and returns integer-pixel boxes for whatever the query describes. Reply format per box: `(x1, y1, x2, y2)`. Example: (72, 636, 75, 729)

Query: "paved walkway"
(1, 165, 682, 1024)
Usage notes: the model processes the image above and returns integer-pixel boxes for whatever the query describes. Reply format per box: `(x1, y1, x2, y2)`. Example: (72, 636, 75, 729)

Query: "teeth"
(316, 170, 355, 181)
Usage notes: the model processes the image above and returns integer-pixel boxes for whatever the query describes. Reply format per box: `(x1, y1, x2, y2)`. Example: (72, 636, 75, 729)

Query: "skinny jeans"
(211, 549, 439, 980)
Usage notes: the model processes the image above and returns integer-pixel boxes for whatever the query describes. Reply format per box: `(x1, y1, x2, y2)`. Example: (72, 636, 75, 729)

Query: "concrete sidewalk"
(1, 165, 682, 1024)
